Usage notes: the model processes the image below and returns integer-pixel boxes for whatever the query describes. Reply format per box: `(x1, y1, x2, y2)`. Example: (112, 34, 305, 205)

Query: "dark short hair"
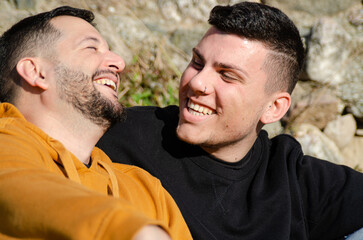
(208, 2, 305, 94)
(0, 6, 94, 103)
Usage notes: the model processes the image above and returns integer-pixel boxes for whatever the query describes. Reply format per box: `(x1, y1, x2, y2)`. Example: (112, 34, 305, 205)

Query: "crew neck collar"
(188, 131, 268, 181)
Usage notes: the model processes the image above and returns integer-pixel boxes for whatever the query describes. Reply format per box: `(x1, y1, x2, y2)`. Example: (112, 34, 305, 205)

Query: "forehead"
(50, 15, 105, 45)
(195, 27, 268, 67)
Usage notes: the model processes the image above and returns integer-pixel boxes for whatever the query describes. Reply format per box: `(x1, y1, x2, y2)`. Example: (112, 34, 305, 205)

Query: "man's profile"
(0, 6, 192, 240)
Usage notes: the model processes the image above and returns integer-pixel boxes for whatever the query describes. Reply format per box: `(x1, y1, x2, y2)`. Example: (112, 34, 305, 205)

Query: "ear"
(260, 92, 291, 124)
(16, 58, 49, 90)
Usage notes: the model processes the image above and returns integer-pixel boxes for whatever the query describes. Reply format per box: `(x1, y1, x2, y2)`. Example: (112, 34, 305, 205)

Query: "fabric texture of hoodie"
(0, 103, 192, 240)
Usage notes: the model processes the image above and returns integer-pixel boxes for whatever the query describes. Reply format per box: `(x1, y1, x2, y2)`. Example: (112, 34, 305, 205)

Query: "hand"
(133, 225, 171, 240)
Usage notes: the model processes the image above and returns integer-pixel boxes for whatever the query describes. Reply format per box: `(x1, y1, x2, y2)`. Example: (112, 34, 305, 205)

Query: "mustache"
(92, 69, 119, 80)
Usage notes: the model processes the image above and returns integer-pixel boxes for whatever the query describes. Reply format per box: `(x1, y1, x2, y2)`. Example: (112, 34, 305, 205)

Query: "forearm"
(0, 167, 164, 239)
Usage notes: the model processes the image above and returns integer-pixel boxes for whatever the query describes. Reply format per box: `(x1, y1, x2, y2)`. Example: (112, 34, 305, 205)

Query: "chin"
(176, 125, 202, 146)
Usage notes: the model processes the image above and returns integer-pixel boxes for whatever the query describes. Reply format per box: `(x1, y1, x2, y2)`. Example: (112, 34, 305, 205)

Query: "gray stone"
(341, 136, 363, 171)
(356, 129, 363, 137)
(304, 7, 363, 118)
(262, 121, 284, 138)
(15, 0, 36, 10)
(264, 0, 360, 16)
(169, 26, 208, 55)
(108, 15, 152, 47)
(0, 1, 29, 35)
(305, 17, 352, 86)
(336, 58, 363, 118)
(291, 123, 345, 164)
(94, 13, 133, 64)
(157, 0, 214, 23)
(286, 84, 344, 129)
(323, 114, 357, 149)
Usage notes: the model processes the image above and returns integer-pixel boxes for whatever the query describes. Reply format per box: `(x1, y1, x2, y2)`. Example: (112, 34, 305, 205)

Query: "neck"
(19, 101, 104, 165)
(44, 115, 103, 165)
(201, 131, 259, 163)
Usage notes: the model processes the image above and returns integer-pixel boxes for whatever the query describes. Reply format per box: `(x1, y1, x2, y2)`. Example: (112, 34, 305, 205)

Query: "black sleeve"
(97, 106, 180, 176)
(97, 106, 161, 166)
(297, 154, 363, 239)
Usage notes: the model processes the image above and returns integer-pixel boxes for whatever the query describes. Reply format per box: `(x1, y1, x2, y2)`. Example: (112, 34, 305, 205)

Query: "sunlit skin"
(177, 27, 290, 163)
(51, 16, 125, 106)
(15, 16, 125, 164)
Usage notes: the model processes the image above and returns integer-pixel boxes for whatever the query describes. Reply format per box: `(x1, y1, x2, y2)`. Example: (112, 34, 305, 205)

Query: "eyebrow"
(77, 36, 101, 46)
(193, 48, 249, 78)
(215, 62, 249, 78)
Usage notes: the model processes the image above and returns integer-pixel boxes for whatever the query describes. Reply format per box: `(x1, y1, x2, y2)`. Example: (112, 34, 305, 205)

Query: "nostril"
(109, 64, 119, 70)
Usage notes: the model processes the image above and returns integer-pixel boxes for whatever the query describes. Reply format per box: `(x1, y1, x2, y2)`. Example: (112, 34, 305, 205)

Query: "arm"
(133, 225, 171, 240)
(115, 165, 193, 240)
(0, 130, 166, 239)
(297, 155, 363, 239)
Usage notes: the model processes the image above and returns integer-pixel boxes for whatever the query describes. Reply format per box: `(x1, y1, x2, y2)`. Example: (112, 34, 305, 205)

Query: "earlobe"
(260, 92, 291, 124)
(16, 58, 49, 90)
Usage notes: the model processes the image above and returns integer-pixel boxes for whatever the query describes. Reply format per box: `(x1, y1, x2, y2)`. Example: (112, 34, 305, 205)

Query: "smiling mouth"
(93, 78, 117, 91)
(188, 99, 214, 116)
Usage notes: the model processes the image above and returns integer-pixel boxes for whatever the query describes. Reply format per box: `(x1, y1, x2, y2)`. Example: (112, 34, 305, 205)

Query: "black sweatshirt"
(97, 106, 363, 240)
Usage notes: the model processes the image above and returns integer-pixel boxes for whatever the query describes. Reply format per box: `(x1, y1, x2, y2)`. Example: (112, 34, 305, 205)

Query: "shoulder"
(262, 131, 333, 174)
(115, 163, 157, 178)
(101, 105, 179, 140)
(125, 105, 179, 123)
(93, 147, 162, 186)
(0, 115, 55, 167)
(113, 161, 163, 190)
(266, 132, 361, 180)
(0, 111, 45, 148)
(259, 130, 304, 160)
(269, 132, 303, 151)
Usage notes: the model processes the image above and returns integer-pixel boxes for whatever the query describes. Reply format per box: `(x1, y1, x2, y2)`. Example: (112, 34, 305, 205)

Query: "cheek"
(215, 85, 244, 112)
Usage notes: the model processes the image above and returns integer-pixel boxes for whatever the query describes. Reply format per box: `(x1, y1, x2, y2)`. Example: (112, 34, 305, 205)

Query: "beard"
(54, 63, 125, 130)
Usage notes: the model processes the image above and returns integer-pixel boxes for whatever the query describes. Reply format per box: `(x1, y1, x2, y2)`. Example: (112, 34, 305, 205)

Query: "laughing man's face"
(177, 27, 274, 161)
(50, 16, 126, 128)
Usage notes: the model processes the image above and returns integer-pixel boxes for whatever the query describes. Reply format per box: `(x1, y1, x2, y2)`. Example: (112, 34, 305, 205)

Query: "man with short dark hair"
(0, 6, 192, 240)
(98, 2, 363, 239)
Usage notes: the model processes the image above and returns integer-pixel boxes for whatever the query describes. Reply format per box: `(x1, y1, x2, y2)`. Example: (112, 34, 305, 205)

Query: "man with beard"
(97, 2, 363, 239)
(0, 6, 192, 240)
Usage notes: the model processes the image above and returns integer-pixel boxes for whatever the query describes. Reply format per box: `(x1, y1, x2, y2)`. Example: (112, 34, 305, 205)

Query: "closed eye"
(220, 70, 241, 82)
(87, 46, 97, 51)
(190, 48, 205, 70)
(191, 57, 203, 70)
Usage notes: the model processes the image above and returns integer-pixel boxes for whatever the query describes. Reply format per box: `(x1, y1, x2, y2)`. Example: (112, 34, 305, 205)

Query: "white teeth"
(187, 100, 213, 115)
(94, 79, 116, 91)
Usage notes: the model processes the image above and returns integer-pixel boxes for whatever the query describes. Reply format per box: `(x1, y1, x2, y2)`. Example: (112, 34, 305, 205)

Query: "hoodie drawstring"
(97, 160, 120, 198)
(50, 139, 82, 184)
(50, 139, 119, 198)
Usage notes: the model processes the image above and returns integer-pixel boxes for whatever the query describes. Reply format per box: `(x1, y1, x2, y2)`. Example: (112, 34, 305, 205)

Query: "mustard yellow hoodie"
(0, 103, 192, 240)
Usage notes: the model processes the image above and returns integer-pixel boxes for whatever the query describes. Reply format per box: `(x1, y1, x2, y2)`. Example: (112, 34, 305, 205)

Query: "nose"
(187, 69, 211, 95)
(103, 50, 125, 74)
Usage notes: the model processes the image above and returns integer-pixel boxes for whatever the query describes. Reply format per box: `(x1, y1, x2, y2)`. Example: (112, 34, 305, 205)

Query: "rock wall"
(0, 0, 362, 170)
